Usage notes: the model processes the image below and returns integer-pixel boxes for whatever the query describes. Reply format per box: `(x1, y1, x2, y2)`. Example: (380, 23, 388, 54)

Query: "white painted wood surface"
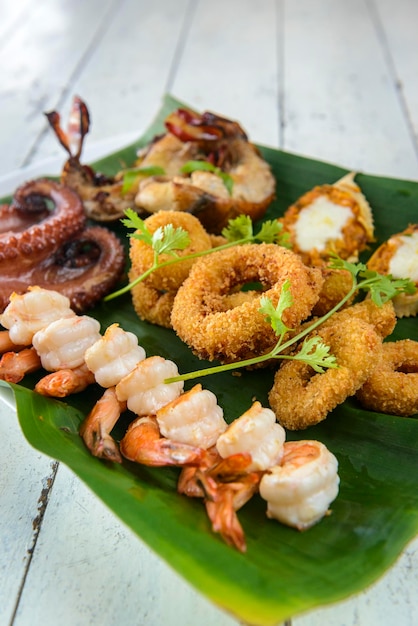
(0, 1, 417, 625)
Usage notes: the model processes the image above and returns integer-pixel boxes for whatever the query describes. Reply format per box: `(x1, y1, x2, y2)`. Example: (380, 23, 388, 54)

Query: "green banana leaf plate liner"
(1, 94, 418, 626)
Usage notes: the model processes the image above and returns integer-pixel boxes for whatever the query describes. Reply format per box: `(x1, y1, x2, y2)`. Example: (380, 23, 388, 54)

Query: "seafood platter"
(1, 94, 417, 626)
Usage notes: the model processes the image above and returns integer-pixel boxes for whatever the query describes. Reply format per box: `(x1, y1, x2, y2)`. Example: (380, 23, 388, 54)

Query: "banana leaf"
(1, 94, 418, 626)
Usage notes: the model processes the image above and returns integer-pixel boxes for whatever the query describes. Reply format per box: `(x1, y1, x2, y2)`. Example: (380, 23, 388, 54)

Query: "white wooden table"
(1, 1, 418, 625)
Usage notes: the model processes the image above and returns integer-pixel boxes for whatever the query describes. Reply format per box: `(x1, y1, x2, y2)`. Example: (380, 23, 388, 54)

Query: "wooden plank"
(13, 464, 244, 626)
(0, 399, 56, 626)
(170, 0, 280, 147)
(372, 0, 418, 153)
(0, 0, 116, 174)
(282, 0, 418, 179)
(293, 536, 418, 626)
(33, 0, 192, 165)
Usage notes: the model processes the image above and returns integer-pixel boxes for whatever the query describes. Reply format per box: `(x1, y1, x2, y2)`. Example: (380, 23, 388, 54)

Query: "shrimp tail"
(201, 475, 248, 552)
(35, 363, 96, 397)
(0, 330, 28, 355)
(79, 387, 125, 463)
(120, 416, 206, 467)
(0, 347, 41, 383)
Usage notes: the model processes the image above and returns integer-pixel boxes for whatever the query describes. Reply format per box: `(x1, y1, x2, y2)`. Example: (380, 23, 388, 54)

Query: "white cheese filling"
(294, 197, 352, 252)
(388, 231, 418, 282)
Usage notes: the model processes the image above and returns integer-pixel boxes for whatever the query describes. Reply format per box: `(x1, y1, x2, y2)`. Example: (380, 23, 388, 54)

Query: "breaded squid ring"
(304, 299, 397, 340)
(130, 274, 176, 328)
(129, 210, 213, 292)
(311, 266, 355, 317)
(355, 339, 418, 416)
(129, 211, 216, 327)
(269, 317, 382, 430)
(171, 243, 323, 363)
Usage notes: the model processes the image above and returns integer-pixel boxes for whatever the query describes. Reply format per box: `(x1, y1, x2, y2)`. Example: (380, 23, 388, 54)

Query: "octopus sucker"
(0, 175, 126, 313)
(0, 178, 85, 272)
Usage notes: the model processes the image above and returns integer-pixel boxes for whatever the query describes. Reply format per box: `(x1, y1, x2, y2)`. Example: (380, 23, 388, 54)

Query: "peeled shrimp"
(84, 323, 146, 388)
(0, 286, 75, 349)
(32, 315, 101, 371)
(115, 356, 184, 416)
(216, 401, 285, 471)
(259, 440, 340, 530)
(120, 415, 206, 467)
(156, 383, 227, 449)
(32, 315, 101, 396)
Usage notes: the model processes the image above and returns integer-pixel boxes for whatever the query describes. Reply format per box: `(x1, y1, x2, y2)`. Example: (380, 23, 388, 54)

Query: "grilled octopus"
(0, 178, 125, 313)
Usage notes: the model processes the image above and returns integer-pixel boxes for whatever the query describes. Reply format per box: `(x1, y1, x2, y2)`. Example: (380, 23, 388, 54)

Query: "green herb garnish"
(104, 212, 290, 301)
(121, 166, 166, 194)
(180, 160, 234, 195)
(164, 257, 415, 383)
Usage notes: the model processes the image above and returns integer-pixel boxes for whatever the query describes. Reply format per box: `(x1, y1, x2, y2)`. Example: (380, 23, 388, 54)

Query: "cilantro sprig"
(180, 160, 234, 195)
(121, 166, 166, 194)
(164, 257, 415, 383)
(104, 212, 290, 301)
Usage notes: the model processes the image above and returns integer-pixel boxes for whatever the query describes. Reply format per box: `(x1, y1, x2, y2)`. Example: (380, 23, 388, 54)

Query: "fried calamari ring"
(312, 299, 397, 339)
(269, 317, 382, 430)
(129, 210, 213, 292)
(129, 211, 216, 327)
(311, 266, 355, 317)
(356, 339, 418, 416)
(171, 243, 323, 363)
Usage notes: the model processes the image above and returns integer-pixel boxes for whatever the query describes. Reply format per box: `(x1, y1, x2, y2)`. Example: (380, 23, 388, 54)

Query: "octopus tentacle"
(0, 226, 125, 313)
(0, 177, 126, 313)
(0, 179, 86, 272)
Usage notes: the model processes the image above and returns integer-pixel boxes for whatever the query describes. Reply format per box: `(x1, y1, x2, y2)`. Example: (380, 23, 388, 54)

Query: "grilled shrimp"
(135, 108, 275, 233)
(120, 415, 207, 467)
(115, 356, 184, 416)
(84, 323, 146, 388)
(259, 440, 340, 530)
(216, 401, 286, 472)
(45, 96, 142, 222)
(0, 286, 75, 349)
(156, 383, 227, 449)
(33, 315, 101, 396)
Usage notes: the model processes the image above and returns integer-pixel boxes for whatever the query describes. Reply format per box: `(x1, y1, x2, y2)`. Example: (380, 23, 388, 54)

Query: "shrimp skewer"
(120, 416, 206, 467)
(0, 286, 76, 350)
(259, 440, 340, 531)
(120, 382, 226, 467)
(32, 315, 101, 396)
(78, 324, 147, 459)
